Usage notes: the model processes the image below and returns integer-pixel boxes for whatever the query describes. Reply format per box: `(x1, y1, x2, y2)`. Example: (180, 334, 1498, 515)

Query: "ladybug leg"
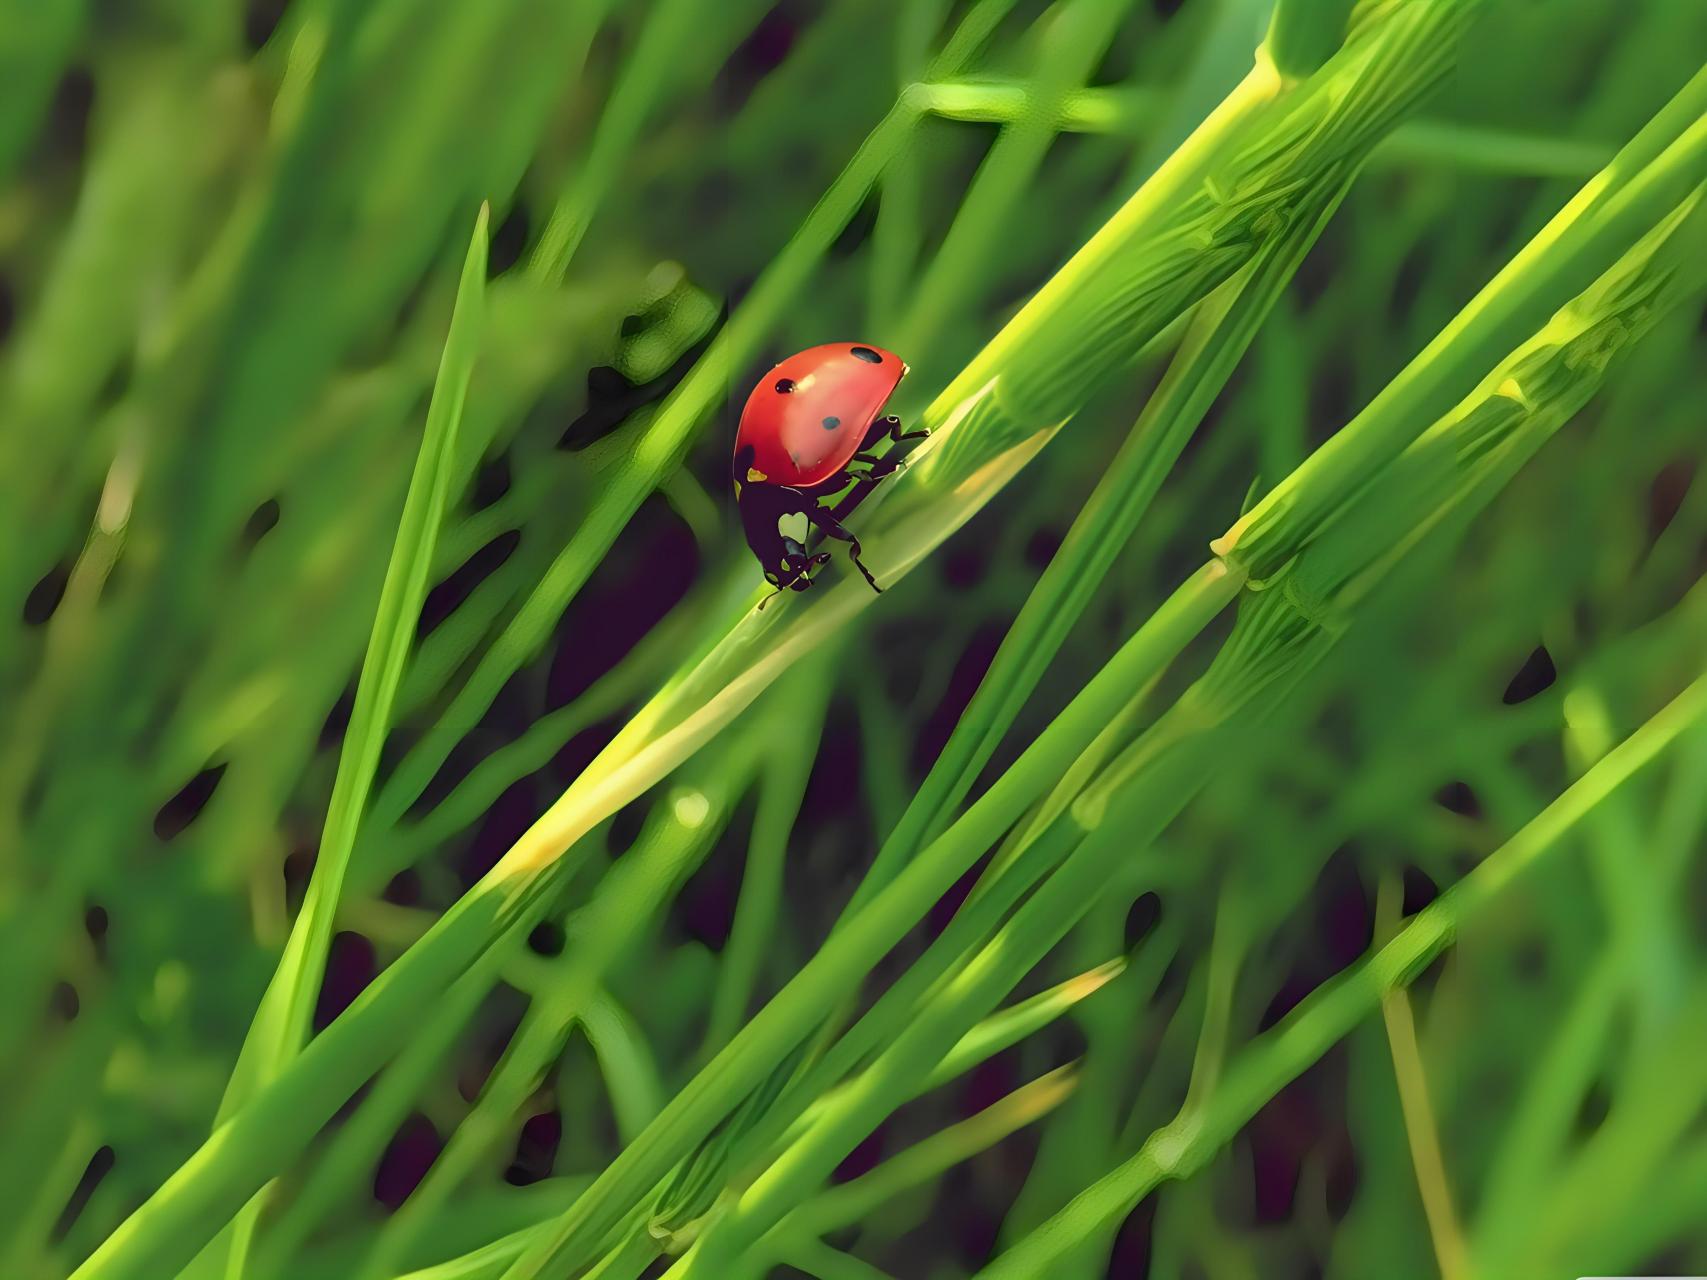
(845, 451, 901, 483)
(802, 503, 881, 593)
(860, 414, 929, 450)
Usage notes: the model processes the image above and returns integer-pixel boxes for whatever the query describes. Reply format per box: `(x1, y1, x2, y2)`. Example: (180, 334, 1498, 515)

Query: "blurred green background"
(4, 1, 1707, 1277)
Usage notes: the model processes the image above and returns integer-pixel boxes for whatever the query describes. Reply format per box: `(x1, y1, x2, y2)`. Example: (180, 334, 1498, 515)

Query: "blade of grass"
(75, 206, 491, 1280)
(194, 202, 490, 1280)
(975, 667, 1707, 1278)
(1218, 65, 1707, 578)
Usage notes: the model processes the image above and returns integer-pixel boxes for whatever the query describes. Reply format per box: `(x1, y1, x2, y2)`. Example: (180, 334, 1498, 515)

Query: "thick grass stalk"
(496, 567, 1238, 1278)
(663, 178, 1707, 1280)
(1263, 0, 1356, 82)
(974, 668, 1707, 1279)
(671, 750, 1218, 1278)
(498, 78, 1707, 1269)
(852, 178, 1349, 913)
(353, 760, 748, 1280)
(1219, 64, 1707, 578)
(496, 0, 1485, 937)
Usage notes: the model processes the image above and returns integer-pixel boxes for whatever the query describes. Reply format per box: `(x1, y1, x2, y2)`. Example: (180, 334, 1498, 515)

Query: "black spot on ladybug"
(821, 416, 841, 431)
(775, 377, 796, 394)
(850, 346, 882, 363)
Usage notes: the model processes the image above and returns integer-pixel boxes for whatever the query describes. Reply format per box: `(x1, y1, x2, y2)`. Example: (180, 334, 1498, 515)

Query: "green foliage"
(3, 3, 1707, 1280)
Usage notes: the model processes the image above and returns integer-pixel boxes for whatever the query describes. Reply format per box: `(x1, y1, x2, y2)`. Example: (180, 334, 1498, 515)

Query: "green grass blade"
(79, 204, 490, 1280)
(974, 668, 1707, 1279)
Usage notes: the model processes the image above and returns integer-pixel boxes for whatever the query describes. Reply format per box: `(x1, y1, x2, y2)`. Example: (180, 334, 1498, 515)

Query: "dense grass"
(3, 2, 1707, 1279)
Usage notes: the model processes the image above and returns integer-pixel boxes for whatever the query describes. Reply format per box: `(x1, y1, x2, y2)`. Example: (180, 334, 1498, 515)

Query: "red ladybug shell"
(735, 343, 907, 489)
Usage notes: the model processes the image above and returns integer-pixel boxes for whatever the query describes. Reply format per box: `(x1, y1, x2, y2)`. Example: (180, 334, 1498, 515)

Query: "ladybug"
(732, 343, 927, 604)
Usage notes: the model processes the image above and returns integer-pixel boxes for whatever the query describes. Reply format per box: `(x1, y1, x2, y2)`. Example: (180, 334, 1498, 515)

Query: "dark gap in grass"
(1399, 864, 1440, 915)
(152, 762, 228, 840)
(318, 681, 357, 752)
(51, 980, 79, 1020)
(939, 1141, 1008, 1270)
(527, 919, 566, 957)
(671, 791, 757, 953)
(1639, 1246, 1699, 1280)
(558, 316, 718, 451)
(373, 1112, 442, 1211)
(926, 845, 987, 942)
(1153, 941, 1191, 1013)
(488, 199, 531, 278)
(49, 1145, 114, 1243)
(382, 867, 422, 906)
(1314, 847, 1372, 972)
(829, 189, 878, 259)
(1170, 358, 1248, 493)
(1023, 524, 1063, 572)
(417, 527, 521, 640)
(940, 539, 988, 592)
(544, 714, 626, 797)
(45, 66, 96, 171)
(713, 2, 804, 118)
(1432, 779, 1481, 820)
(1291, 218, 1347, 314)
(1107, 1193, 1157, 1278)
(1124, 891, 1163, 951)
(1243, 1049, 1349, 1228)
(458, 992, 528, 1102)
(313, 930, 377, 1032)
(240, 496, 282, 548)
(1387, 242, 1432, 324)
(98, 350, 134, 407)
(1645, 455, 1694, 545)
(911, 621, 1006, 779)
(504, 1107, 563, 1186)
(1511, 937, 1547, 984)
(1257, 971, 1329, 1038)
(547, 495, 698, 708)
(243, 0, 290, 51)
(1307, 356, 1357, 439)
(1500, 644, 1556, 704)
(453, 777, 540, 889)
(283, 844, 315, 916)
(831, 1120, 892, 1187)
(793, 697, 873, 928)
(471, 449, 513, 510)
(84, 903, 110, 965)
(1482, 176, 1547, 258)
(874, 615, 932, 706)
(1323, 1131, 1359, 1221)
(604, 791, 652, 861)
(688, 169, 739, 229)
(1150, 0, 1186, 18)
(22, 558, 72, 625)
(385, 266, 440, 354)
(1572, 1077, 1612, 1139)
(0, 272, 15, 346)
